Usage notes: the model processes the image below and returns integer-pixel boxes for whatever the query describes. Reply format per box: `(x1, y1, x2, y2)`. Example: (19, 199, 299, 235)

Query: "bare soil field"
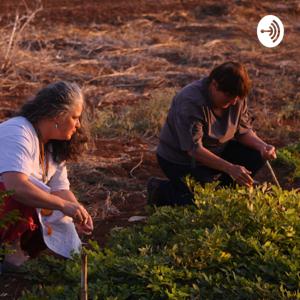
(0, 0, 299, 298)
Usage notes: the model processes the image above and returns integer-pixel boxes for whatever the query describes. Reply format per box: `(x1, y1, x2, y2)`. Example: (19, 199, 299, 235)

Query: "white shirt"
(0, 116, 70, 191)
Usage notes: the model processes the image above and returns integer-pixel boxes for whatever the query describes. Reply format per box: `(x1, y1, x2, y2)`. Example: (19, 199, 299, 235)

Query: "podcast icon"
(257, 15, 284, 48)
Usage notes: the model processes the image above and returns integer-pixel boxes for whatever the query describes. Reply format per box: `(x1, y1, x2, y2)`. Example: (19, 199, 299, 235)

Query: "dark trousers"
(156, 141, 265, 206)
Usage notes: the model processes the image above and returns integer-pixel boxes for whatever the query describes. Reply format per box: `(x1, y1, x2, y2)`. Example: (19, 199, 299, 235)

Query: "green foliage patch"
(22, 183, 300, 299)
(275, 142, 300, 180)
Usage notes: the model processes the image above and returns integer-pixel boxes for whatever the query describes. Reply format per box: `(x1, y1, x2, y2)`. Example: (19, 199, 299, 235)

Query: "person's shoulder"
(175, 77, 209, 106)
(0, 116, 35, 138)
(1, 116, 31, 127)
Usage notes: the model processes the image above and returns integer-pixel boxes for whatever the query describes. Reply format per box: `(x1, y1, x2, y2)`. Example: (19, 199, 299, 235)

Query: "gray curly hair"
(19, 81, 88, 163)
(19, 81, 83, 122)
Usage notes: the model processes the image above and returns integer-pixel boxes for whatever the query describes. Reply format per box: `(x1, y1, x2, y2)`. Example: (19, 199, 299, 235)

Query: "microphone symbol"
(260, 20, 280, 43)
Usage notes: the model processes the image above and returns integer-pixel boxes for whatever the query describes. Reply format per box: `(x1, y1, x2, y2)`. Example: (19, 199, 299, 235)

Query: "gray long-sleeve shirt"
(157, 77, 252, 165)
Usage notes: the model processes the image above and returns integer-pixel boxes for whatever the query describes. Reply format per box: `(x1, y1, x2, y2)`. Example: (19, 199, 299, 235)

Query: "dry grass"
(0, 1, 298, 146)
(0, 0, 43, 73)
(91, 88, 175, 138)
(0, 0, 299, 212)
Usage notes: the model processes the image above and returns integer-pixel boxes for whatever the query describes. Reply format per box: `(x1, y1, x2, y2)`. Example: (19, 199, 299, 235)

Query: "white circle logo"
(257, 15, 284, 48)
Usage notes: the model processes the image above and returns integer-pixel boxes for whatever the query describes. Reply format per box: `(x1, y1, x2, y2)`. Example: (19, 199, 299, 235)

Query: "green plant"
(21, 182, 299, 299)
(91, 88, 175, 138)
(275, 142, 300, 180)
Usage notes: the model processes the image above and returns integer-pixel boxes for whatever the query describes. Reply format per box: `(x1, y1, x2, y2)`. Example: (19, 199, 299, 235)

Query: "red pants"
(0, 182, 46, 257)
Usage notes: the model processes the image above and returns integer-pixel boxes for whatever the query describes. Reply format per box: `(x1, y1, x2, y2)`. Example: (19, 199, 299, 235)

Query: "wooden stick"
(129, 153, 144, 178)
(1, 12, 19, 71)
(266, 161, 281, 188)
(81, 251, 88, 300)
(1, 2, 43, 72)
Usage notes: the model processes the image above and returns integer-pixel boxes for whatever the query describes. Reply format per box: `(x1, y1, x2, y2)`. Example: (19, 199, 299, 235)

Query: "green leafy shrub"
(275, 143, 300, 180)
(91, 88, 174, 138)
(21, 183, 300, 299)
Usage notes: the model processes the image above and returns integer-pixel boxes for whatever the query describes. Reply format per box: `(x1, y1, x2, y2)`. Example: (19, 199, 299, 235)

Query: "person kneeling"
(0, 81, 93, 273)
(148, 62, 276, 206)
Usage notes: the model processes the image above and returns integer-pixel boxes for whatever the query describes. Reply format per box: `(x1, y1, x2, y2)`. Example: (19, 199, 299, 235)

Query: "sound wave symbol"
(261, 20, 280, 43)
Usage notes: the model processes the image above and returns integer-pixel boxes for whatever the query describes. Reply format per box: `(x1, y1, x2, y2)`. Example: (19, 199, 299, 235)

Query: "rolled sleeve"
(235, 99, 252, 137)
(191, 122, 204, 148)
(174, 102, 204, 152)
(48, 163, 70, 192)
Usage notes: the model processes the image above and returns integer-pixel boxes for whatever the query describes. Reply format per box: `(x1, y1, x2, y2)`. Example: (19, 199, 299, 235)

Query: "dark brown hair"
(19, 81, 89, 163)
(208, 62, 251, 98)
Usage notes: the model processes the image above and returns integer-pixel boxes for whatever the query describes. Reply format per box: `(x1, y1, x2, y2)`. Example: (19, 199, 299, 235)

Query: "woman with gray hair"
(0, 81, 93, 271)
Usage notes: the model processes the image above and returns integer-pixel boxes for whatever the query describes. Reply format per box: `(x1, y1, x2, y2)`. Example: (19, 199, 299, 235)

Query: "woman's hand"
(63, 202, 94, 235)
(228, 164, 253, 187)
(260, 144, 277, 160)
(62, 201, 93, 230)
(52, 190, 94, 234)
(75, 214, 93, 235)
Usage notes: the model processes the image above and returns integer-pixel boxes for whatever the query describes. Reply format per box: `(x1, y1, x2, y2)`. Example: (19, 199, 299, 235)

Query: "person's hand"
(76, 214, 93, 235)
(260, 144, 277, 160)
(228, 164, 254, 187)
(62, 201, 91, 226)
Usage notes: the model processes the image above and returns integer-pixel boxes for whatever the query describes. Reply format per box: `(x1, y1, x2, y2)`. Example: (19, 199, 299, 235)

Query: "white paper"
(29, 176, 81, 258)
(128, 216, 147, 222)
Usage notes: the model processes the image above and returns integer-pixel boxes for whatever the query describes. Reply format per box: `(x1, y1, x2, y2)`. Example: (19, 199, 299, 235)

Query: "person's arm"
(51, 189, 78, 204)
(2, 172, 90, 224)
(236, 130, 276, 160)
(52, 189, 93, 234)
(188, 145, 253, 187)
